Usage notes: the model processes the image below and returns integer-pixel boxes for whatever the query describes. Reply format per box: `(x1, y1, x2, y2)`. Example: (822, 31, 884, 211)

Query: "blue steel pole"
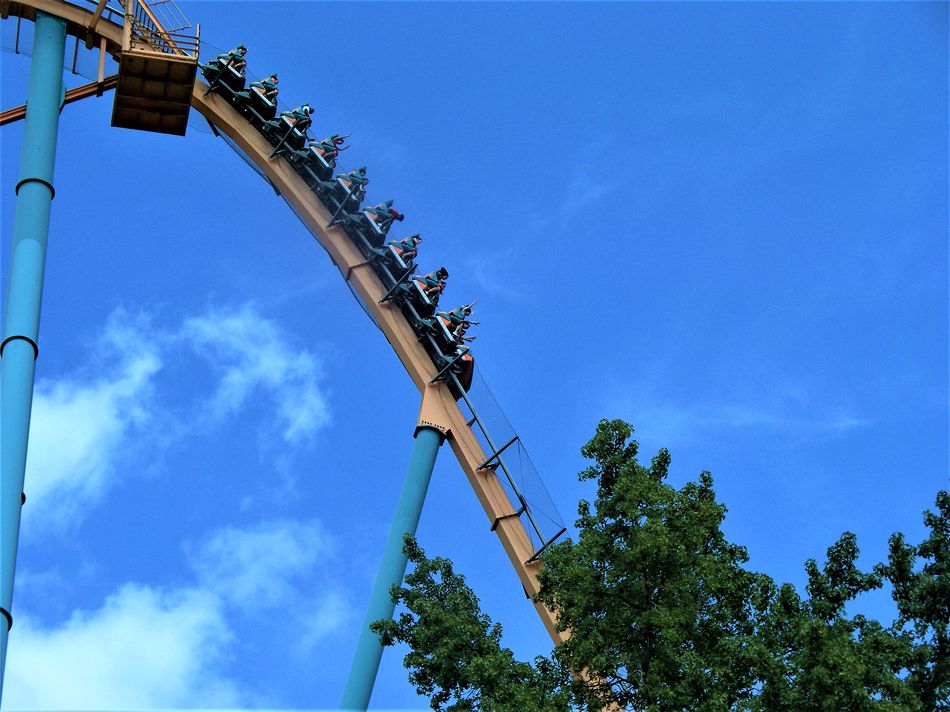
(341, 425, 444, 711)
(0, 10, 66, 698)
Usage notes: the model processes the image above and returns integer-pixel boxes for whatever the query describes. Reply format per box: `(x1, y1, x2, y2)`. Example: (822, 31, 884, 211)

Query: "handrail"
(122, 0, 197, 57)
(127, 24, 197, 56)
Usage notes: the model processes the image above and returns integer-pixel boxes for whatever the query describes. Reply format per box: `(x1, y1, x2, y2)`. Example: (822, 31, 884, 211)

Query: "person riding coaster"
(371, 234, 422, 273)
(217, 45, 247, 72)
(451, 317, 478, 343)
(316, 166, 368, 213)
(200, 44, 247, 93)
(418, 266, 448, 302)
(341, 199, 405, 248)
(306, 134, 349, 164)
(287, 134, 349, 185)
(428, 302, 478, 353)
(236, 73, 279, 123)
(394, 266, 448, 319)
(420, 302, 475, 395)
(265, 103, 314, 153)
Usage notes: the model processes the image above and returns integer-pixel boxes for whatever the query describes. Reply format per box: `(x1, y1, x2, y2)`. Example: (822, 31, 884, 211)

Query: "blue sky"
(1, 1, 947, 709)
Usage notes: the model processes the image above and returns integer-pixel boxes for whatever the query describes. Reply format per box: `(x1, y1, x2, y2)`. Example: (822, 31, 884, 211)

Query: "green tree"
(370, 537, 573, 711)
(876, 490, 950, 711)
(375, 419, 949, 712)
(535, 420, 774, 712)
(753, 534, 911, 712)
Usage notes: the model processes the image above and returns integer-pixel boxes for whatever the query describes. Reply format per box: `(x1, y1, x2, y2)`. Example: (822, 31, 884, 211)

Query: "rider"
(374, 234, 422, 265)
(319, 166, 368, 205)
(308, 134, 348, 162)
(453, 321, 477, 343)
(278, 103, 313, 132)
(440, 302, 479, 340)
(363, 200, 405, 233)
(248, 73, 278, 102)
(219, 44, 247, 73)
(418, 266, 449, 302)
(337, 166, 368, 192)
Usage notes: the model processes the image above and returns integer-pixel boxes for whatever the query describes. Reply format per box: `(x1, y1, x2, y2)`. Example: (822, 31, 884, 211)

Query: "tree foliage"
(375, 419, 949, 711)
(370, 537, 572, 711)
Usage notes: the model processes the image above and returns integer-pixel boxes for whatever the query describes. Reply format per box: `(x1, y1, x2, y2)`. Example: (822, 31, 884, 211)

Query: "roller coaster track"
(1, 0, 567, 646)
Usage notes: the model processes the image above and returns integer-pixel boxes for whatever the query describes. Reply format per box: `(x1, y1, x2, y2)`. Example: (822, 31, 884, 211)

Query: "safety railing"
(128, 21, 198, 56)
(138, 0, 190, 33)
(124, 0, 198, 57)
(449, 368, 567, 561)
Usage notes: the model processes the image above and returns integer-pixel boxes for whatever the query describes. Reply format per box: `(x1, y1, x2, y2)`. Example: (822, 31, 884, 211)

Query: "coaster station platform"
(111, 0, 198, 134)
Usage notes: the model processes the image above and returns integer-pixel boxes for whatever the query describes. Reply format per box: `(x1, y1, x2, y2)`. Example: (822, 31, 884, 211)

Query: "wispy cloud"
(6, 517, 352, 709)
(3, 584, 241, 709)
(181, 304, 331, 444)
(186, 519, 353, 655)
(560, 166, 623, 221)
(296, 590, 352, 654)
(186, 518, 335, 611)
(628, 399, 870, 449)
(604, 366, 870, 451)
(549, 136, 625, 225)
(466, 245, 525, 302)
(24, 311, 163, 531)
(22, 304, 332, 533)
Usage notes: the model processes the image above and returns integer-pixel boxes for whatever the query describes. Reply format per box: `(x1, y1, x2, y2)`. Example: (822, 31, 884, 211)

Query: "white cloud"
(186, 518, 352, 646)
(560, 167, 622, 219)
(3, 584, 241, 709)
(5, 517, 352, 709)
(181, 304, 331, 444)
(297, 590, 352, 654)
(19, 304, 331, 533)
(623, 398, 869, 449)
(187, 518, 331, 609)
(23, 311, 162, 530)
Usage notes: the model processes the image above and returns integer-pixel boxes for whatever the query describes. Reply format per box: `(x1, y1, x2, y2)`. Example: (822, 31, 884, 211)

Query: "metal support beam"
(87, 0, 109, 29)
(1, 10, 66, 701)
(0, 75, 118, 127)
(326, 180, 360, 227)
(97, 37, 107, 84)
(477, 434, 519, 470)
(525, 526, 568, 564)
(340, 388, 452, 711)
(378, 265, 413, 303)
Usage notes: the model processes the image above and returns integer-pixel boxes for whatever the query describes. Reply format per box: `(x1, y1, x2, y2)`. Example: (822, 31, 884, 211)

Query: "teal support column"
(341, 425, 444, 711)
(1, 10, 66, 700)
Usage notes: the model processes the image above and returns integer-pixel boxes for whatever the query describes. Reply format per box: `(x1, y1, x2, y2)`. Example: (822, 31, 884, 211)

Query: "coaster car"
(370, 234, 420, 277)
(235, 75, 279, 126)
(341, 200, 404, 249)
(200, 55, 246, 94)
(424, 304, 476, 352)
(393, 268, 446, 319)
(424, 306, 476, 396)
(444, 348, 474, 395)
(316, 168, 368, 214)
(264, 104, 313, 153)
(417, 313, 474, 397)
(427, 309, 461, 352)
(286, 135, 348, 186)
